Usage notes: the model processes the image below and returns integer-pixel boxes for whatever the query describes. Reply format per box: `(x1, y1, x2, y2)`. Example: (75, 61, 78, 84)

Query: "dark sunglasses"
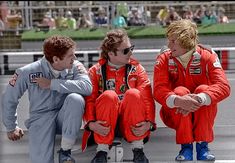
(119, 45, 135, 55)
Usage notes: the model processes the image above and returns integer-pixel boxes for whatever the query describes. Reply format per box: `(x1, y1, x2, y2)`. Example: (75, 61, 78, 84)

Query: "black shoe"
(91, 151, 107, 163)
(132, 148, 149, 163)
(57, 148, 75, 163)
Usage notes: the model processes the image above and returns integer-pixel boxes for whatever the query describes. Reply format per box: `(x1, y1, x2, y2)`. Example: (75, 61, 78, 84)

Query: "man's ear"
(108, 51, 115, 57)
(52, 56, 60, 63)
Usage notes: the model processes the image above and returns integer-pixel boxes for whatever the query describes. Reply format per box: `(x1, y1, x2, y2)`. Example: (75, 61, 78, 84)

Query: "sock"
(96, 144, 109, 153)
(61, 137, 76, 151)
(131, 139, 144, 149)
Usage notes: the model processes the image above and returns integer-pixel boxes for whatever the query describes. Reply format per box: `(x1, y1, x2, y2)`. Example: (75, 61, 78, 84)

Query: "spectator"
(127, 7, 145, 26)
(201, 7, 217, 25)
(0, 1, 9, 25)
(6, 9, 22, 35)
(182, 5, 193, 21)
(156, 6, 169, 26)
(165, 7, 181, 26)
(55, 9, 68, 29)
(112, 10, 127, 29)
(116, 2, 128, 23)
(94, 7, 108, 27)
(217, 7, 229, 23)
(41, 11, 56, 30)
(77, 13, 94, 29)
(143, 6, 151, 25)
(0, 12, 5, 36)
(193, 5, 206, 24)
(66, 10, 77, 30)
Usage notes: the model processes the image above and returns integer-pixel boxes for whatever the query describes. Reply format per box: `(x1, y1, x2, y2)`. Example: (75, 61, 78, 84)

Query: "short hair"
(43, 35, 76, 63)
(166, 19, 198, 50)
(100, 29, 129, 59)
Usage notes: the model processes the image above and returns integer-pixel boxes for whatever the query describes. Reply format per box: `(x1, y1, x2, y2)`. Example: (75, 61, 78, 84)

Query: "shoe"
(196, 142, 215, 161)
(58, 148, 75, 163)
(175, 144, 193, 161)
(91, 151, 107, 163)
(132, 148, 149, 163)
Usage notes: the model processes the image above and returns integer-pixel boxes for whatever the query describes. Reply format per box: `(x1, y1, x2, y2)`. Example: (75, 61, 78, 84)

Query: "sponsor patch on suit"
(9, 73, 18, 87)
(29, 72, 43, 83)
(189, 67, 201, 75)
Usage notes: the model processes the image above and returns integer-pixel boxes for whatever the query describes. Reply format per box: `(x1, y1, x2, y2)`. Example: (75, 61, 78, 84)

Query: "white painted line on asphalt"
(143, 161, 235, 163)
(214, 161, 235, 163)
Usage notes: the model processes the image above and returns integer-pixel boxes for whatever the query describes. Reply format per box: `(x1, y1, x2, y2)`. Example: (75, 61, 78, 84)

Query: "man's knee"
(124, 88, 140, 100)
(100, 90, 118, 100)
(66, 93, 85, 110)
(194, 85, 209, 94)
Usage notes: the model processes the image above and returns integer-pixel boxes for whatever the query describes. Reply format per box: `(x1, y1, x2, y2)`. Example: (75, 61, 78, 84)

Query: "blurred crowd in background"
(0, 1, 233, 36)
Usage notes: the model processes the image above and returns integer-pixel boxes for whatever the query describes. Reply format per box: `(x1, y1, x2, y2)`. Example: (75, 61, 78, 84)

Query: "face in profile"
(167, 34, 187, 57)
(109, 38, 134, 65)
(54, 48, 76, 70)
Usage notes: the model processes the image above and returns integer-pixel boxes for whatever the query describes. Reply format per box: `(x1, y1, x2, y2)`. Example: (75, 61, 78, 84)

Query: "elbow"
(83, 83, 93, 96)
(87, 85, 93, 96)
(226, 84, 231, 97)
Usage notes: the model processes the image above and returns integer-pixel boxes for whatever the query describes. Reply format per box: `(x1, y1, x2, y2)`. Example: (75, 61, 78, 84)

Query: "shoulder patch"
(9, 73, 18, 87)
(155, 60, 160, 65)
(213, 57, 222, 68)
(29, 72, 43, 83)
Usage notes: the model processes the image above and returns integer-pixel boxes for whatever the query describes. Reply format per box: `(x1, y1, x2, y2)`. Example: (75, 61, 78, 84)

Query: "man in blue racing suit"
(2, 35, 92, 163)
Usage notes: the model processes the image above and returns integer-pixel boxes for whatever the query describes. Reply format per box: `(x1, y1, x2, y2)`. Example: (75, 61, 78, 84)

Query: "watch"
(149, 122, 154, 131)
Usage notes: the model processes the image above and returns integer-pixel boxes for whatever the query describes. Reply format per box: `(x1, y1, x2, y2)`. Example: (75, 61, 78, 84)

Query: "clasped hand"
(7, 127, 24, 141)
(89, 121, 111, 136)
(175, 94, 203, 116)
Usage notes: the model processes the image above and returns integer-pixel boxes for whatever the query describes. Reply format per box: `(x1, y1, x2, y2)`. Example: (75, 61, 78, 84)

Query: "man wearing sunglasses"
(82, 29, 156, 163)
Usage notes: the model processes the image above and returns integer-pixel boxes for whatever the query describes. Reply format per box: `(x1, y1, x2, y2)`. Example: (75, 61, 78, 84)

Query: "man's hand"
(7, 127, 24, 141)
(176, 108, 190, 116)
(35, 77, 51, 89)
(89, 121, 110, 136)
(131, 121, 150, 137)
(174, 94, 201, 113)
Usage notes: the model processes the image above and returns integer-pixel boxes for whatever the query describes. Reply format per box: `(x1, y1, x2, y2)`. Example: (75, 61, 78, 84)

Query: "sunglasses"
(118, 45, 135, 55)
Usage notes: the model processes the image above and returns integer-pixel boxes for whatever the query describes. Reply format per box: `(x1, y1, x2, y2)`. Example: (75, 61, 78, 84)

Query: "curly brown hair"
(100, 29, 129, 60)
(43, 35, 76, 63)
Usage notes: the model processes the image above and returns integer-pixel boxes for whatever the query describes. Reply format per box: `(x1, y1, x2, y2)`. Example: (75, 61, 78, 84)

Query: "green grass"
(21, 23, 235, 41)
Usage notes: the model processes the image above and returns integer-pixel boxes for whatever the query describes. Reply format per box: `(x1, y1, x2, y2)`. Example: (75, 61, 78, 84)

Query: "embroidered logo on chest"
(29, 72, 43, 83)
(9, 73, 18, 87)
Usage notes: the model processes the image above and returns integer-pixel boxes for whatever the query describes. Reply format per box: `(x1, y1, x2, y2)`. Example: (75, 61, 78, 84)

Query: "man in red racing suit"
(82, 29, 156, 163)
(153, 19, 230, 161)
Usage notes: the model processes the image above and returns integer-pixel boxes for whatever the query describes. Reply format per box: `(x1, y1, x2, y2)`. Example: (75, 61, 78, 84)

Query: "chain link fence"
(1, 1, 235, 50)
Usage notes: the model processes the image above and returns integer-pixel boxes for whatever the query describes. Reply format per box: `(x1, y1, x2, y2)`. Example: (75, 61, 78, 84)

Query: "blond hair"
(166, 19, 198, 50)
(100, 29, 129, 59)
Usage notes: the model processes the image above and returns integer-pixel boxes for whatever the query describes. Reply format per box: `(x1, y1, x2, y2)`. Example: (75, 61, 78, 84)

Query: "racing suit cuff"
(166, 95, 177, 108)
(7, 126, 19, 133)
(197, 93, 211, 106)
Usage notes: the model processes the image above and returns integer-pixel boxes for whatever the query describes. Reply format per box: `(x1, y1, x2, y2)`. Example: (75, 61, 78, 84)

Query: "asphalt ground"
(0, 73, 235, 163)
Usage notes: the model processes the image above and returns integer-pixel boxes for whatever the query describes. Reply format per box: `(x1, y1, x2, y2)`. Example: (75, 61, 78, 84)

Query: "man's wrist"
(147, 121, 154, 131)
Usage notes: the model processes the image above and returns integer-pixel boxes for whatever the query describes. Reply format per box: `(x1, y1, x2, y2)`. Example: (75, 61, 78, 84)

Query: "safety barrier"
(0, 47, 235, 76)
